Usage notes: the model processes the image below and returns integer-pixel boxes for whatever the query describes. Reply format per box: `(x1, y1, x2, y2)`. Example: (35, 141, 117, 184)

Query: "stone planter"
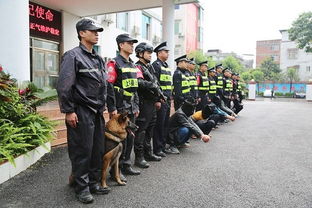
(0, 142, 51, 184)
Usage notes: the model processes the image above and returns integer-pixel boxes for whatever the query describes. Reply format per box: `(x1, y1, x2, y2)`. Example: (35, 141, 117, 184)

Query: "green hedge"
(0, 71, 56, 165)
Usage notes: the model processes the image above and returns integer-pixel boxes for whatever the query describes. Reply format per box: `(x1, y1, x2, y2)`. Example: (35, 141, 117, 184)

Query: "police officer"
(57, 19, 114, 203)
(173, 54, 192, 110)
(134, 42, 162, 168)
(231, 73, 243, 114)
(215, 64, 224, 98)
(222, 68, 233, 108)
(106, 33, 140, 177)
(187, 58, 199, 102)
(196, 61, 209, 111)
(152, 42, 177, 155)
(207, 67, 217, 101)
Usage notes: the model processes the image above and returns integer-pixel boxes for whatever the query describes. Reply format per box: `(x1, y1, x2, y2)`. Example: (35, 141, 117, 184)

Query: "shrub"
(0, 70, 56, 165)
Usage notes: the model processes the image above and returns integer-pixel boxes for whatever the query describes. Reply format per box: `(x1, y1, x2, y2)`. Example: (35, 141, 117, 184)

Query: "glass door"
(31, 38, 59, 89)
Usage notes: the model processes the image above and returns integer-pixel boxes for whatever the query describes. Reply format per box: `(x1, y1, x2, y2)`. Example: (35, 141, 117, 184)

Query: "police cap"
(76, 18, 103, 32)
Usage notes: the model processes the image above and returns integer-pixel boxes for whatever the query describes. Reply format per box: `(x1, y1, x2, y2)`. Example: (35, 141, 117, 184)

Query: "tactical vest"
(237, 81, 244, 92)
(224, 79, 233, 92)
(181, 73, 191, 94)
(198, 74, 209, 92)
(115, 58, 138, 97)
(208, 78, 217, 94)
(216, 74, 223, 89)
(189, 73, 198, 91)
(159, 66, 172, 93)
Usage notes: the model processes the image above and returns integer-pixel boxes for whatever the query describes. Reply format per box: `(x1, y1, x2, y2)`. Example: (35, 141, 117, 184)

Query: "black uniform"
(57, 43, 113, 194)
(188, 71, 199, 100)
(107, 54, 139, 169)
(173, 67, 191, 110)
(134, 61, 160, 161)
(196, 71, 209, 111)
(232, 78, 243, 114)
(152, 59, 172, 155)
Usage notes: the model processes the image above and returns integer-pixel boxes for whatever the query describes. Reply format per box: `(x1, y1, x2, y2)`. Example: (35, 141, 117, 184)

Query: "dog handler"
(57, 19, 115, 204)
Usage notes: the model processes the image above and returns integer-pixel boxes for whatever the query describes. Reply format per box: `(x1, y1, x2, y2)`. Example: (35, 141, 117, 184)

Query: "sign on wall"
(29, 2, 62, 42)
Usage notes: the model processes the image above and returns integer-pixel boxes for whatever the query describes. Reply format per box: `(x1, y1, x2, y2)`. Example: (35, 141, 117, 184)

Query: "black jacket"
(167, 108, 203, 145)
(57, 43, 114, 114)
(172, 67, 191, 105)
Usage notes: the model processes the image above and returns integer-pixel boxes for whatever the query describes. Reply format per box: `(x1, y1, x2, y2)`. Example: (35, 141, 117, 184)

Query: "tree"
(285, 68, 300, 93)
(259, 57, 281, 80)
(188, 50, 216, 69)
(251, 70, 264, 94)
(222, 56, 244, 73)
(241, 71, 252, 82)
(289, 12, 312, 53)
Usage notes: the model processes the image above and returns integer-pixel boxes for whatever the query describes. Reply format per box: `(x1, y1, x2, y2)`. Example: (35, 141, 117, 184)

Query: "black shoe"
(134, 157, 150, 168)
(155, 151, 166, 157)
(144, 153, 162, 161)
(90, 184, 110, 195)
(76, 190, 94, 204)
(110, 170, 127, 182)
(164, 146, 180, 154)
(121, 166, 141, 175)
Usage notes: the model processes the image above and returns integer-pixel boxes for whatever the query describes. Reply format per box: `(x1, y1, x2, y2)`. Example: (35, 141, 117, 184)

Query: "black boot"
(134, 156, 150, 168)
(155, 150, 166, 157)
(121, 165, 141, 175)
(76, 190, 94, 204)
(144, 152, 161, 161)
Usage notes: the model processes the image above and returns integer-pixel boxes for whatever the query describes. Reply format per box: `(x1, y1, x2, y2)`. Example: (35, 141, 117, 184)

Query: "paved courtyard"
(0, 99, 312, 208)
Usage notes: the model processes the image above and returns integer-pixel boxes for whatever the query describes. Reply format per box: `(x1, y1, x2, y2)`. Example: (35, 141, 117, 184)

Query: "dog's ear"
(118, 112, 128, 124)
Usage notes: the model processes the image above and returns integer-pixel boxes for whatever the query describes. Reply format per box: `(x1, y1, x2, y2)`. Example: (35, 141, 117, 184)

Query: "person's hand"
(228, 116, 236, 121)
(109, 110, 117, 119)
(134, 111, 140, 118)
(198, 98, 201, 102)
(65, 112, 78, 128)
(155, 102, 161, 110)
(201, 134, 210, 143)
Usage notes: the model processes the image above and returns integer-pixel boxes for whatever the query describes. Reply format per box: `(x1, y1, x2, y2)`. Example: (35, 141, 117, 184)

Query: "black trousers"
(196, 94, 208, 111)
(233, 99, 243, 114)
(153, 99, 170, 153)
(195, 119, 215, 135)
(134, 99, 156, 156)
(208, 114, 222, 127)
(67, 105, 105, 194)
(120, 114, 135, 167)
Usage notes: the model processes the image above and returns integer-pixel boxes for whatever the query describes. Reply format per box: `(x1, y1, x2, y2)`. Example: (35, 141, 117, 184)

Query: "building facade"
(280, 30, 312, 81)
(174, 3, 204, 56)
(256, 39, 281, 67)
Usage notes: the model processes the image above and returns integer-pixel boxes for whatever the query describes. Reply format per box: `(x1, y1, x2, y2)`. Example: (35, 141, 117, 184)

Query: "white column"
(62, 11, 80, 53)
(306, 80, 312, 101)
(162, 0, 175, 70)
(0, 0, 30, 83)
(248, 80, 256, 101)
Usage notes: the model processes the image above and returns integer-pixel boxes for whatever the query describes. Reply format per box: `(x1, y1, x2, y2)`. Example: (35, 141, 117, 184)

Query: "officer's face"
(179, 61, 188, 69)
(210, 71, 216, 77)
(216, 67, 222, 73)
(79, 30, 99, 45)
(158, 50, 169, 61)
(200, 65, 208, 72)
(224, 71, 231, 77)
(120, 41, 135, 54)
(143, 51, 152, 62)
(189, 64, 196, 71)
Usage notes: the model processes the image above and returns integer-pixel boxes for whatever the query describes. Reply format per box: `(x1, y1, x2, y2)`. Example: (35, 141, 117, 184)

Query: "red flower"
(0, 65, 3, 72)
(18, 89, 26, 95)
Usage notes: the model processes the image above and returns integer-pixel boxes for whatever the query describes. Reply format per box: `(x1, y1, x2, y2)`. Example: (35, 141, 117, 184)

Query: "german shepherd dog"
(101, 112, 138, 189)
(68, 113, 138, 190)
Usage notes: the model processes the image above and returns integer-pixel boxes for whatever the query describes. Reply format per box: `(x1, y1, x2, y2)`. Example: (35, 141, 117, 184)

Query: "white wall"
(280, 31, 312, 81)
(62, 11, 80, 53)
(0, 0, 30, 83)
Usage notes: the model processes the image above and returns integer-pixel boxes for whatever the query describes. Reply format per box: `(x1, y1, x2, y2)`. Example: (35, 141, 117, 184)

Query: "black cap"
(222, 67, 231, 73)
(175, 54, 188, 63)
(154, 41, 169, 52)
(208, 67, 216, 73)
(116, 33, 138, 44)
(198, 60, 208, 66)
(188, 58, 196, 65)
(215, 63, 223, 69)
(76, 18, 103, 32)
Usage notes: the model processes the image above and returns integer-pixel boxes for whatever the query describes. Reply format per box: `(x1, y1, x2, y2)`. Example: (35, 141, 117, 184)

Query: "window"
(142, 14, 151, 40)
(174, 20, 181, 35)
(270, 44, 279, 51)
(288, 48, 298, 60)
(307, 66, 311, 72)
(116, 12, 128, 32)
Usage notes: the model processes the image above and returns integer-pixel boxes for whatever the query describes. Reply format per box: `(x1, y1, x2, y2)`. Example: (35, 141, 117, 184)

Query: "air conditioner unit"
(178, 33, 184, 38)
(153, 36, 161, 45)
(101, 14, 114, 26)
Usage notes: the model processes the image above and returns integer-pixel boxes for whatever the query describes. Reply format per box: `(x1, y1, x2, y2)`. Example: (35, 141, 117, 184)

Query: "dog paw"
(118, 181, 127, 186)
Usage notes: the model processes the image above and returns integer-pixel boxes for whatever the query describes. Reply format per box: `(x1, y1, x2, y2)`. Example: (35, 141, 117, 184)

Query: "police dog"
(101, 112, 138, 189)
